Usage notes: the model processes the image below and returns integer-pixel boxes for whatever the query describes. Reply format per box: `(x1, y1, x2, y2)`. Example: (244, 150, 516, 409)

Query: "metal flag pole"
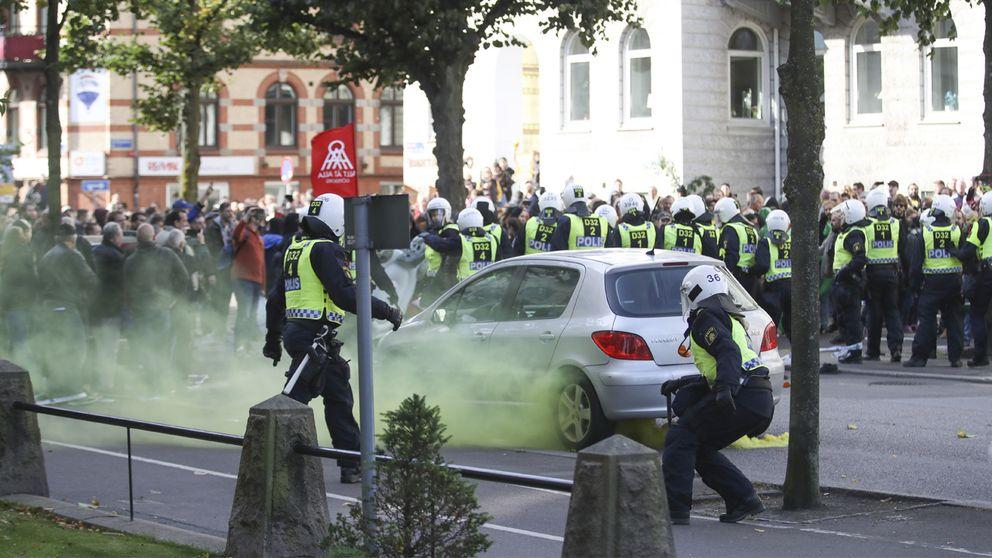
(353, 195, 377, 542)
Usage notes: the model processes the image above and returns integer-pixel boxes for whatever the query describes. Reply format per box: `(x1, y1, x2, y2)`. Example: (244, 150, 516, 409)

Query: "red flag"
(310, 123, 358, 198)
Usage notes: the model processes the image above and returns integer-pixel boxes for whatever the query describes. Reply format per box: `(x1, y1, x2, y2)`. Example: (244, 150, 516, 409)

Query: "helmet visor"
(427, 209, 446, 227)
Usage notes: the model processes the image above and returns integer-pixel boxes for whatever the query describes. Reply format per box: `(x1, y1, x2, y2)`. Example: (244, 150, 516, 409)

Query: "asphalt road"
(31, 373, 992, 557)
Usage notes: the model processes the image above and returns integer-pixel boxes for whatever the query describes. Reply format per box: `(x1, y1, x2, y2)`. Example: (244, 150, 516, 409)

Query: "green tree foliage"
(70, 0, 266, 201)
(325, 394, 492, 557)
(255, 0, 639, 209)
(853, 0, 992, 179)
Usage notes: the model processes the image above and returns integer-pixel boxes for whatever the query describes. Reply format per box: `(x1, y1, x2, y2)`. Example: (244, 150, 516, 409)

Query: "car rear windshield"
(605, 265, 758, 317)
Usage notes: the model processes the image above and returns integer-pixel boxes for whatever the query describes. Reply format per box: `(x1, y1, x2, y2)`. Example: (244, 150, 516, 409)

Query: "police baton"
(665, 392, 673, 427)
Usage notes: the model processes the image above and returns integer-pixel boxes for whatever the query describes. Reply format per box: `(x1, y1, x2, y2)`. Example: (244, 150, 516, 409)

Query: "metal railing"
(14, 400, 573, 522)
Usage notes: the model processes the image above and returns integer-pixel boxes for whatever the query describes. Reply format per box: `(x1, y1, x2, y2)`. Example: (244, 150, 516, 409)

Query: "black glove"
(714, 385, 736, 414)
(385, 306, 404, 331)
(660, 375, 702, 397)
(263, 334, 282, 367)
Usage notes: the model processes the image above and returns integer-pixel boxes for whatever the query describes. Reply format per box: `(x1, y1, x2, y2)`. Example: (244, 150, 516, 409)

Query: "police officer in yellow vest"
(264, 193, 403, 483)
(659, 197, 706, 253)
(424, 208, 497, 281)
(688, 194, 720, 258)
(518, 190, 564, 256)
(960, 191, 992, 367)
(752, 209, 792, 339)
(714, 197, 760, 296)
(905, 194, 966, 367)
(549, 183, 609, 251)
(660, 265, 773, 525)
(863, 187, 908, 362)
(418, 197, 461, 305)
(829, 199, 870, 363)
(615, 193, 657, 248)
(471, 196, 509, 260)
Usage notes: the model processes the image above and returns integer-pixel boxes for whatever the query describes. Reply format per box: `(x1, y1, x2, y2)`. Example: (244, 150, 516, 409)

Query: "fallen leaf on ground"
(754, 528, 765, 533)
(956, 429, 975, 439)
(847, 424, 859, 430)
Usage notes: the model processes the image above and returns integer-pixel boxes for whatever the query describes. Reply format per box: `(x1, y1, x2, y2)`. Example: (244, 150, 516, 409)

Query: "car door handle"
(539, 332, 556, 342)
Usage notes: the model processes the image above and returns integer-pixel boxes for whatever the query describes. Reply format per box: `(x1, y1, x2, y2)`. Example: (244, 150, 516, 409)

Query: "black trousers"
(662, 388, 773, 516)
(967, 272, 992, 362)
(759, 280, 791, 339)
(283, 322, 360, 468)
(831, 281, 863, 347)
(866, 277, 904, 356)
(911, 274, 964, 363)
(732, 269, 757, 299)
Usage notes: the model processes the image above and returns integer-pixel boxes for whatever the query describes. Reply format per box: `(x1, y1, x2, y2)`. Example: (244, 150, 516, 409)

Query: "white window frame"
(563, 33, 592, 129)
(922, 19, 959, 122)
(165, 181, 229, 208)
(850, 19, 884, 123)
(726, 25, 768, 126)
(622, 27, 652, 127)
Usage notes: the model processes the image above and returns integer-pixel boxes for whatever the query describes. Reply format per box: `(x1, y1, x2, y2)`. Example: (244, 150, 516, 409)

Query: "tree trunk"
(982, 0, 992, 180)
(778, 0, 824, 510)
(426, 63, 468, 211)
(179, 83, 202, 202)
(44, 6, 62, 237)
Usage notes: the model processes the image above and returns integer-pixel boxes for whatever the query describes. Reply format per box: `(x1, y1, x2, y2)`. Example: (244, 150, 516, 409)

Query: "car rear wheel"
(554, 373, 611, 450)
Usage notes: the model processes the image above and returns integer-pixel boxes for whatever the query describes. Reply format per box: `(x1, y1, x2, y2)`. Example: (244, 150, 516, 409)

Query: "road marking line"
(42, 440, 566, 543)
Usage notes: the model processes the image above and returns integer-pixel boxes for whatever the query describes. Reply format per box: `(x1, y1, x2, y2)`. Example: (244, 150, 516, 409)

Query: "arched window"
(925, 19, 958, 113)
(728, 27, 764, 120)
(852, 20, 883, 115)
(814, 30, 826, 110)
(264, 83, 297, 148)
(623, 28, 652, 120)
(379, 86, 403, 148)
(5, 89, 18, 146)
(199, 89, 218, 148)
(564, 33, 591, 123)
(323, 84, 355, 130)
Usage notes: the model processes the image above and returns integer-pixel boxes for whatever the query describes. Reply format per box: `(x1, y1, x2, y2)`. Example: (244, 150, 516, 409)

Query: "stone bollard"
(0, 360, 49, 497)
(562, 434, 675, 558)
(226, 395, 329, 558)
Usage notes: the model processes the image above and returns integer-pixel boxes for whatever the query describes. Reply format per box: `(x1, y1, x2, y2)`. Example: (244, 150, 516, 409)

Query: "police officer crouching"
(520, 191, 564, 256)
(904, 194, 965, 368)
(549, 184, 609, 251)
(264, 194, 403, 484)
(425, 208, 497, 281)
(863, 187, 907, 362)
(960, 192, 992, 367)
(829, 199, 870, 364)
(752, 209, 792, 339)
(660, 265, 774, 525)
(659, 198, 706, 254)
(615, 193, 656, 248)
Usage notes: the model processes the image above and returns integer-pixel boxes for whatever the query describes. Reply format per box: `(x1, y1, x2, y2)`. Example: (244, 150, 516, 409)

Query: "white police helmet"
(538, 190, 565, 213)
(713, 197, 740, 224)
(686, 195, 706, 218)
(830, 199, 866, 225)
(980, 191, 992, 217)
(931, 194, 956, 219)
(671, 197, 696, 219)
(920, 208, 935, 227)
(765, 209, 791, 232)
(426, 197, 452, 227)
(864, 187, 889, 212)
(618, 193, 644, 216)
(472, 196, 495, 213)
(680, 265, 729, 319)
(594, 204, 618, 228)
(457, 207, 484, 231)
(306, 193, 345, 239)
(562, 184, 587, 208)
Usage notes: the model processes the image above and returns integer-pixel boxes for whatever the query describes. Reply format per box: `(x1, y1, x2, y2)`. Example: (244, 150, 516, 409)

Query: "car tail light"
(592, 331, 654, 361)
(760, 322, 778, 352)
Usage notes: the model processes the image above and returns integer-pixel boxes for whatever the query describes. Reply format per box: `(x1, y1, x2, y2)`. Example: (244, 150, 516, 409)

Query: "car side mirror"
(432, 308, 447, 324)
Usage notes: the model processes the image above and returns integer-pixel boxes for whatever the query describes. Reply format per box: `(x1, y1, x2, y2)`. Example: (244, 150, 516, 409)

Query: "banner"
(311, 123, 358, 198)
(69, 69, 110, 124)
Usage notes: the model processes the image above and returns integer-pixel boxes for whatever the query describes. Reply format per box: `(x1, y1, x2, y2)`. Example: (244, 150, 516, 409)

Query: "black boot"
(838, 350, 862, 364)
(890, 349, 902, 363)
(340, 467, 361, 484)
(903, 359, 926, 368)
(968, 357, 989, 367)
(864, 353, 881, 361)
(720, 497, 765, 523)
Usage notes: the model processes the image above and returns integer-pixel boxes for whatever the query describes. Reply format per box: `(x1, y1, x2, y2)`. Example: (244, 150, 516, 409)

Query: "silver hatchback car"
(378, 249, 785, 449)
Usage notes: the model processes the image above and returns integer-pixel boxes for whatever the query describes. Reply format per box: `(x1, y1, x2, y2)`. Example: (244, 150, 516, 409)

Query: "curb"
(752, 481, 992, 512)
(836, 367, 992, 384)
(1, 494, 226, 554)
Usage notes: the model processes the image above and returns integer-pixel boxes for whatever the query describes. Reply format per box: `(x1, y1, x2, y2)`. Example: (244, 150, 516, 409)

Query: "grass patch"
(0, 501, 212, 558)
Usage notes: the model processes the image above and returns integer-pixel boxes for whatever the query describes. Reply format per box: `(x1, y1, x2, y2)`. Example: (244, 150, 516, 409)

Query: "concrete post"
(226, 395, 328, 558)
(0, 360, 48, 496)
(562, 435, 675, 558)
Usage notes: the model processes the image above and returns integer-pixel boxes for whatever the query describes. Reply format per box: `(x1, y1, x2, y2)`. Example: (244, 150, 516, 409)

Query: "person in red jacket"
(232, 207, 266, 351)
